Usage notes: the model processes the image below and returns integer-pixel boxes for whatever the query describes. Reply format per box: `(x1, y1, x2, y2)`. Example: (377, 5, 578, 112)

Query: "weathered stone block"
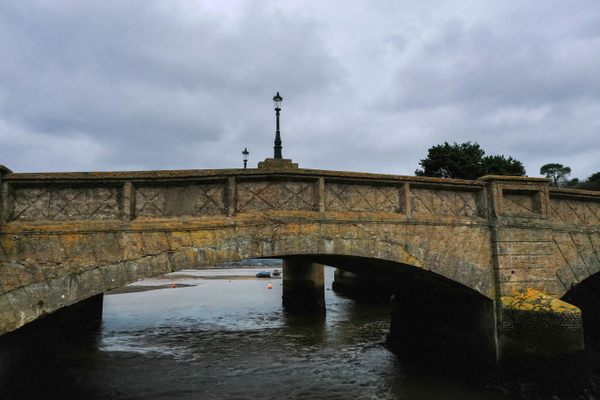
(121, 232, 145, 260)
(91, 232, 123, 264)
(101, 262, 131, 291)
(168, 248, 199, 270)
(0, 262, 41, 292)
(141, 232, 170, 256)
(0, 295, 18, 333)
(167, 231, 192, 249)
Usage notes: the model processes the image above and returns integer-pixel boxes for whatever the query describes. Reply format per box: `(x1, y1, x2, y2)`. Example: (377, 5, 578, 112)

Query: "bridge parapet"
(4, 169, 597, 227)
(548, 188, 600, 227)
(480, 175, 551, 220)
(7, 169, 600, 226)
(0, 168, 491, 224)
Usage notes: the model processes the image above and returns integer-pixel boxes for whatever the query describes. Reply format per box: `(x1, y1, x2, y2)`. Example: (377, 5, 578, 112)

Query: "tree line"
(415, 141, 599, 190)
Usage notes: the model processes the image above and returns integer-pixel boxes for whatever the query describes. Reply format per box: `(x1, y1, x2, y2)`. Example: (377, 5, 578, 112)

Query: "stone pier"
(282, 259, 325, 314)
(60, 293, 104, 337)
(0, 293, 103, 395)
(498, 289, 583, 358)
(388, 281, 497, 365)
(332, 269, 392, 301)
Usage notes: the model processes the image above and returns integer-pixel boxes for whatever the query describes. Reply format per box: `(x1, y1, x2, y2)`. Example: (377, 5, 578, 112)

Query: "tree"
(579, 172, 600, 190)
(415, 141, 526, 180)
(415, 142, 485, 179)
(481, 155, 526, 176)
(540, 163, 572, 187)
(566, 178, 580, 188)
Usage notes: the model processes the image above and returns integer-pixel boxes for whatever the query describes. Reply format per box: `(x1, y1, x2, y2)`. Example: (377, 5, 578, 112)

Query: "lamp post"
(257, 91, 297, 169)
(273, 92, 283, 159)
(242, 147, 249, 169)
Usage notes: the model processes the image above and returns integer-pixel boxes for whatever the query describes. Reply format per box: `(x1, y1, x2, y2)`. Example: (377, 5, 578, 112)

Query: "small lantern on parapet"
(242, 148, 249, 169)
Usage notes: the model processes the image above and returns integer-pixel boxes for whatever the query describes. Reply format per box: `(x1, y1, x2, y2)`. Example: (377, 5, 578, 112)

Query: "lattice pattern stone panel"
(11, 187, 120, 221)
(325, 183, 401, 212)
(236, 181, 315, 212)
(502, 192, 540, 217)
(135, 184, 225, 218)
(552, 232, 600, 290)
(549, 199, 600, 225)
(410, 188, 478, 217)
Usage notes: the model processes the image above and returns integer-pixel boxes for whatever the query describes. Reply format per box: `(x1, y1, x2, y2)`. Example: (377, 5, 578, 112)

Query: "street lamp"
(273, 92, 283, 159)
(242, 147, 249, 169)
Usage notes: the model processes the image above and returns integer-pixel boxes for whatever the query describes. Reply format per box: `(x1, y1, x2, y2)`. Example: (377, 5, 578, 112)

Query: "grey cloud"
(0, 0, 344, 171)
(0, 0, 598, 180)
(389, 19, 600, 110)
(375, 6, 600, 178)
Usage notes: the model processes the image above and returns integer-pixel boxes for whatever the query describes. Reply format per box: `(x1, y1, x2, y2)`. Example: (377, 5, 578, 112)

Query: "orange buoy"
(171, 283, 177, 288)
(267, 283, 273, 289)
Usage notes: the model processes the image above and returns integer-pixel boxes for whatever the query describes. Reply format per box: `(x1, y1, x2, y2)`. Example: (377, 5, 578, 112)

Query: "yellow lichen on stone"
(501, 288, 581, 315)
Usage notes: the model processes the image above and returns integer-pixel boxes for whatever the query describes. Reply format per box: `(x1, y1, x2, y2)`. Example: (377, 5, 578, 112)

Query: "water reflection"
(10, 267, 575, 399)
(29, 267, 516, 400)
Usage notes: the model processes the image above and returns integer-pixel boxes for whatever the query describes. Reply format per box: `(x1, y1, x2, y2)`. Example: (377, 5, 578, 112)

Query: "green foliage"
(481, 155, 526, 176)
(566, 178, 580, 188)
(578, 172, 600, 190)
(416, 141, 525, 180)
(535, 167, 599, 191)
(415, 142, 484, 179)
(540, 163, 572, 187)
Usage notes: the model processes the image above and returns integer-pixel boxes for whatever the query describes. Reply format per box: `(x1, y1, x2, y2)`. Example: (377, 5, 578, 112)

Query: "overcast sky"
(1, 1, 599, 179)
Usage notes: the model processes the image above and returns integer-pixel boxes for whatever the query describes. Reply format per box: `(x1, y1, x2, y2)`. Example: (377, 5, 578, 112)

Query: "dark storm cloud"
(0, 1, 598, 179)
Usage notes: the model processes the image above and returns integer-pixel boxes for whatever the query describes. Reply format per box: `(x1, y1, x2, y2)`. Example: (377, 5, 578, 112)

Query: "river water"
(33, 267, 600, 399)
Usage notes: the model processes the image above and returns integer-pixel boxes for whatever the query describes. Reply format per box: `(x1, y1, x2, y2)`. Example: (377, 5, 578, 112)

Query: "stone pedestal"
(0, 165, 11, 224)
(257, 158, 298, 169)
(282, 260, 325, 314)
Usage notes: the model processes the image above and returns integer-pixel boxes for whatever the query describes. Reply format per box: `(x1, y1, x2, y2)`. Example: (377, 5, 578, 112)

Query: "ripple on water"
(41, 268, 519, 400)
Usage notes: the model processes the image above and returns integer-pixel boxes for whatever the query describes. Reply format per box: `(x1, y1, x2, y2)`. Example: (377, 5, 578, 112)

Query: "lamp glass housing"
(242, 148, 249, 162)
(273, 92, 283, 109)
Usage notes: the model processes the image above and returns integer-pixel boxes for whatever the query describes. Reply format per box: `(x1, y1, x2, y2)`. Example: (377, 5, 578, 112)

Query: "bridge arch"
(562, 271, 600, 343)
(0, 220, 493, 336)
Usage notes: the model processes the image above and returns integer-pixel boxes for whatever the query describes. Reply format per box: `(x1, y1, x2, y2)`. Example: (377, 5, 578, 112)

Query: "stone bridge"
(1, 164, 599, 362)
